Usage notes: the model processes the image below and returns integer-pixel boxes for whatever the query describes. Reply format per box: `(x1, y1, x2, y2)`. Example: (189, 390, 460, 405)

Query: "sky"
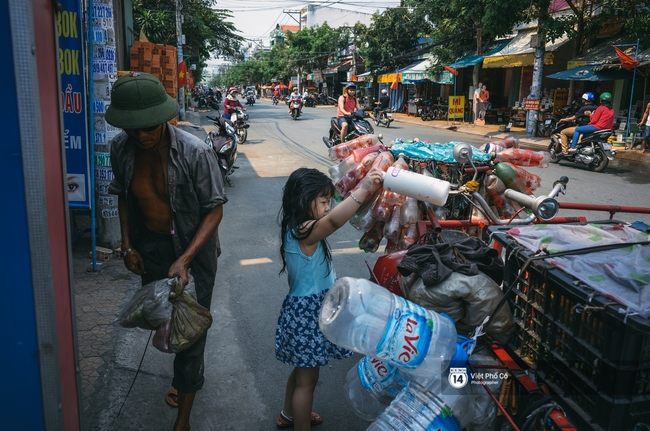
(206, 0, 402, 67)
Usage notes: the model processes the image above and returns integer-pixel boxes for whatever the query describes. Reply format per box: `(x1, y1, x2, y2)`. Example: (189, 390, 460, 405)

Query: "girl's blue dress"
(275, 230, 353, 367)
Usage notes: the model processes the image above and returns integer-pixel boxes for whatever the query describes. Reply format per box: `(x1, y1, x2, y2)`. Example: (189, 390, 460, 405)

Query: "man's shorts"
(337, 116, 352, 128)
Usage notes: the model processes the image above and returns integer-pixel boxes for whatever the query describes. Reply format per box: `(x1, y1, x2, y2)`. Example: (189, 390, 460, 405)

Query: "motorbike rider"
(273, 88, 280, 102)
(373, 89, 390, 119)
(558, 92, 598, 154)
(287, 89, 303, 115)
(223, 88, 246, 121)
(337, 82, 363, 143)
(569, 92, 614, 152)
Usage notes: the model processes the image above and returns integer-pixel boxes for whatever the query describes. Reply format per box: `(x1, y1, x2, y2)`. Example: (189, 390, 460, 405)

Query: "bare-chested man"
(106, 72, 227, 431)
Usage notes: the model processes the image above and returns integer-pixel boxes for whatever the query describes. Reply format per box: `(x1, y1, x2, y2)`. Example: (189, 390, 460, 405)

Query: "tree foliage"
(133, 0, 244, 82)
(358, 8, 429, 73)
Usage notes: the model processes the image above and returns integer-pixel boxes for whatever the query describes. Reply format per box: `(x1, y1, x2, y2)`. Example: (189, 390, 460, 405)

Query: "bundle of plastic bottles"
(320, 277, 485, 430)
(328, 135, 552, 252)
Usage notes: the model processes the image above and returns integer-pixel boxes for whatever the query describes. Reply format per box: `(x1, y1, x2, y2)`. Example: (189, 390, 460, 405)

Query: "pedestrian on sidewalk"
(473, 82, 483, 123)
(275, 167, 383, 430)
(634, 100, 650, 153)
(105, 72, 228, 431)
(478, 85, 490, 120)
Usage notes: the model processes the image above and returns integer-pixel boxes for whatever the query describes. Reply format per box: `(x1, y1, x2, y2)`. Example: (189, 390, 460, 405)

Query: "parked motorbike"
(536, 110, 559, 138)
(205, 115, 238, 186)
(373, 108, 393, 128)
(230, 107, 250, 144)
(304, 95, 316, 108)
(547, 122, 615, 172)
(290, 98, 302, 120)
(322, 110, 375, 148)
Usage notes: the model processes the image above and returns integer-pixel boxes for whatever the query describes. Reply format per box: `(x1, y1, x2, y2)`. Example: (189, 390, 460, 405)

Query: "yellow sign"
(448, 96, 465, 119)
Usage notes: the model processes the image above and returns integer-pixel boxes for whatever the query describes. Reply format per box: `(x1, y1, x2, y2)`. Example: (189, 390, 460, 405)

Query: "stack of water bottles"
(327, 135, 552, 250)
(319, 276, 477, 430)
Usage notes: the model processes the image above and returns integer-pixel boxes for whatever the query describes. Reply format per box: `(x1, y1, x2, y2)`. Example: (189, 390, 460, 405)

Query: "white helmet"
(381, 89, 388, 94)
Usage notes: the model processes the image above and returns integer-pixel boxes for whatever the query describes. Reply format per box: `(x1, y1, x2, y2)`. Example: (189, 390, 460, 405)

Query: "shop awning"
(483, 28, 570, 68)
(323, 59, 352, 75)
(399, 59, 432, 83)
(546, 64, 633, 81)
(377, 72, 401, 84)
(356, 71, 372, 82)
(447, 40, 511, 69)
(567, 35, 649, 69)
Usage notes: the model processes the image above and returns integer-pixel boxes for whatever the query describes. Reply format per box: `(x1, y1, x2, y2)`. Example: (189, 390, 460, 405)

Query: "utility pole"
(284, 9, 302, 93)
(176, 0, 184, 118)
(526, 0, 551, 136)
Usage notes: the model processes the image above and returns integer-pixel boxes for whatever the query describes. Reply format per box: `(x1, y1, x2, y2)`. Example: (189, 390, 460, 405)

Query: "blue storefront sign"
(58, 0, 90, 208)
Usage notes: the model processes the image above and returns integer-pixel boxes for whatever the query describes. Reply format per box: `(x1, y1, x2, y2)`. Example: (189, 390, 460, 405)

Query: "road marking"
(240, 257, 273, 266)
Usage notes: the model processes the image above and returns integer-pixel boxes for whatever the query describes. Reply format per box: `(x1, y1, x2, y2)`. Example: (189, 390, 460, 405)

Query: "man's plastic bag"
(119, 274, 212, 354)
(118, 278, 175, 330)
(167, 276, 213, 353)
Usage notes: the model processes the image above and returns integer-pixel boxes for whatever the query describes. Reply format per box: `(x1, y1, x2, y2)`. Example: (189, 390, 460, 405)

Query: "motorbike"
(289, 98, 302, 120)
(230, 107, 250, 144)
(536, 110, 559, 138)
(547, 122, 615, 172)
(246, 93, 255, 106)
(322, 109, 375, 148)
(304, 95, 316, 108)
(272, 95, 279, 105)
(373, 108, 393, 128)
(206, 95, 221, 112)
(205, 115, 238, 186)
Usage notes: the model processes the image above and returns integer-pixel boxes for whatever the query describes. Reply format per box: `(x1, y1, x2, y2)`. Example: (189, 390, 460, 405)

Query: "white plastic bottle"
(319, 277, 457, 378)
(366, 379, 474, 431)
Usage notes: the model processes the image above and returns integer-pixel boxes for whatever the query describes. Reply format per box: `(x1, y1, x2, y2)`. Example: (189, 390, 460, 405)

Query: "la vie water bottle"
(344, 356, 410, 421)
(319, 277, 457, 378)
(366, 379, 474, 431)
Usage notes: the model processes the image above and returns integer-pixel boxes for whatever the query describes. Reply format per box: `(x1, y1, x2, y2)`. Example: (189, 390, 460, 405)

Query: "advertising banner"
(58, 0, 90, 208)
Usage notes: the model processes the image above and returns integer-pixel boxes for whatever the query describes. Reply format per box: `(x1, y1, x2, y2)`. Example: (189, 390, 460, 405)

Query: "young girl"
(275, 166, 383, 430)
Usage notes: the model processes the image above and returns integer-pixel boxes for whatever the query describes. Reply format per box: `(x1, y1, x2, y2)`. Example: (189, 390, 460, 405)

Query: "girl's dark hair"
(278, 168, 336, 275)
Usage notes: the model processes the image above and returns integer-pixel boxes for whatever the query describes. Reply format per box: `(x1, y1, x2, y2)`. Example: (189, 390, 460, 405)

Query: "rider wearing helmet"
(336, 82, 363, 143)
(374, 88, 391, 120)
(569, 92, 614, 152)
(558, 92, 598, 153)
(223, 88, 246, 120)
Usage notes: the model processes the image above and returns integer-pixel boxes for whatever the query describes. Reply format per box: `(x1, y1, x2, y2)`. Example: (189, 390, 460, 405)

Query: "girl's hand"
(358, 167, 384, 195)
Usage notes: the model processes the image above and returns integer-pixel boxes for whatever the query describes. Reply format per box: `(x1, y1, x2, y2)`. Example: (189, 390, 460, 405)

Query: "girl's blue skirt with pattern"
(275, 289, 353, 368)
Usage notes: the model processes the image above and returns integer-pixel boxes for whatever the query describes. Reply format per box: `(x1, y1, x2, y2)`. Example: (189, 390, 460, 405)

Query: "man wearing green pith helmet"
(106, 72, 227, 431)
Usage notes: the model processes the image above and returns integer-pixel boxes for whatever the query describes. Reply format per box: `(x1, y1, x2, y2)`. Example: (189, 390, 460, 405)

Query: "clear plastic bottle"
(329, 134, 380, 160)
(371, 151, 395, 172)
(493, 162, 541, 194)
(383, 206, 402, 242)
(399, 196, 420, 226)
(335, 152, 379, 197)
(485, 174, 517, 219)
(319, 277, 457, 378)
(480, 137, 519, 154)
(398, 223, 418, 251)
(350, 192, 380, 232)
(495, 148, 551, 168)
(344, 357, 410, 421)
(329, 155, 359, 183)
(359, 221, 385, 253)
(372, 191, 395, 222)
(353, 144, 383, 162)
(366, 379, 474, 431)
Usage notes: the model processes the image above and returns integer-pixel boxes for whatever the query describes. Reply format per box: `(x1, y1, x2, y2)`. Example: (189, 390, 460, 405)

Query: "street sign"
(59, 0, 90, 208)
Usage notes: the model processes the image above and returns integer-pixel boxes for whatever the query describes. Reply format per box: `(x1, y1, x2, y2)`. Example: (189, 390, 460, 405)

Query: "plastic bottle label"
(358, 357, 399, 393)
(375, 297, 433, 369)
(384, 390, 441, 429)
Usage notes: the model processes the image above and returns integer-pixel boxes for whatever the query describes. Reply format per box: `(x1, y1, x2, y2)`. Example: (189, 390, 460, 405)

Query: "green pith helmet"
(105, 72, 179, 129)
(600, 92, 612, 102)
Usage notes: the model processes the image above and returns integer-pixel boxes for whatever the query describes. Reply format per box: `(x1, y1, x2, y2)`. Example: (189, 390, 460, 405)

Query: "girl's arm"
(300, 168, 384, 248)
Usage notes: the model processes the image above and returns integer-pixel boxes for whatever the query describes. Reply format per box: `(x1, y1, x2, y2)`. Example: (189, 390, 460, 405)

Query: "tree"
(133, 0, 244, 83)
(359, 8, 429, 74)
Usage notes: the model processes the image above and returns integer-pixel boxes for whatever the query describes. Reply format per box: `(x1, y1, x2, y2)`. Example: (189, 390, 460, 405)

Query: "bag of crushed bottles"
(118, 277, 175, 330)
(119, 274, 213, 353)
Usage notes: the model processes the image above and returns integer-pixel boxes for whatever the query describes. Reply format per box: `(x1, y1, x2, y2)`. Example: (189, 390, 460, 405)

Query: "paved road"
(83, 99, 650, 431)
